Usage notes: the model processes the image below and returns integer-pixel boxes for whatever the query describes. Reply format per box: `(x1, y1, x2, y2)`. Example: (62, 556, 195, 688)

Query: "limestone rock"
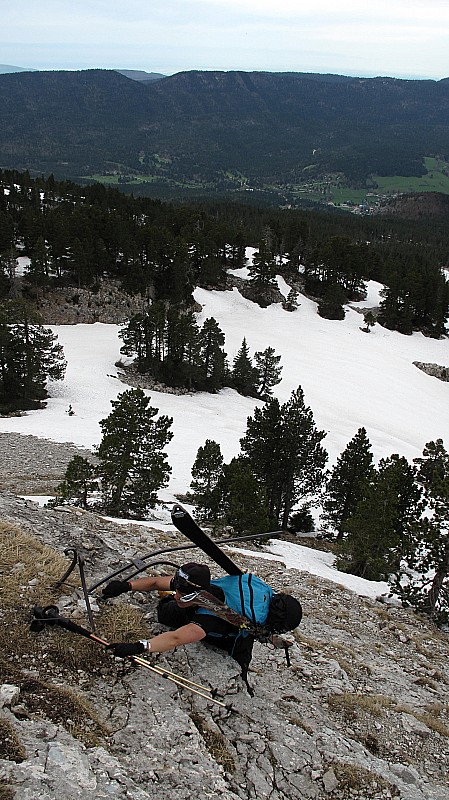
(0, 467, 449, 800)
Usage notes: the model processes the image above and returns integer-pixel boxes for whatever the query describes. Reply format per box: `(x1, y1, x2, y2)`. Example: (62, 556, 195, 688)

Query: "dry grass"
(413, 676, 438, 690)
(98, 603, 150, 643)
(190, 712, 236, 773)
(332, 762, 399, 796)
(0, 519, 150, 672)
(287, 715, 314, 734)
(410, 630, 448, 662)
(328, 690, 449, 739)
(0, 718, 26, 762)
(19, 677, 110, 747)
(373, 606, 393, 622)
(293, 631, 322, 650)
(0, 520, 70, 609)
(328, 692, 396, 720)
(0, 782, 14, 800)
(282, 694, 314, 733)
(0, 647, 110, 747)
(414, 713, 449, 737)
(0, 519, 151, 748)
(5, 605, 149, 679)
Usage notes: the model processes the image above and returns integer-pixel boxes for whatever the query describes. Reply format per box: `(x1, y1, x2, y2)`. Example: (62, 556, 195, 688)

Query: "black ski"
(171, 504, 244, 575)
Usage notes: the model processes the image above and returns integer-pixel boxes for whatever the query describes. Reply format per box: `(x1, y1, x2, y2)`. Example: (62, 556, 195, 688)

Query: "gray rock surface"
(413, 361, 449, 382)
(1, 434, 449, 800)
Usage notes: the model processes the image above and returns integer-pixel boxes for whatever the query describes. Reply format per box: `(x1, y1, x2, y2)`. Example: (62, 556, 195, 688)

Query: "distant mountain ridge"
(0, 64, 36, 73)
(115, 69, 166, 81)
(0, 65, 165, 80)
(1, 68, 449, 195)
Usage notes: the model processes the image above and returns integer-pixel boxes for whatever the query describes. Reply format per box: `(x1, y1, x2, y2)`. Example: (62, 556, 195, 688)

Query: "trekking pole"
(30, 606, 231, 709)
(130, 657, 221, 696)
(130, 657, 223, 701)
(53, 547, 96, 631)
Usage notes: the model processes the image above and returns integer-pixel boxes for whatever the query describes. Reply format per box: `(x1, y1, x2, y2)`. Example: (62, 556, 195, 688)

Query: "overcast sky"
(2, 0, 449, 79)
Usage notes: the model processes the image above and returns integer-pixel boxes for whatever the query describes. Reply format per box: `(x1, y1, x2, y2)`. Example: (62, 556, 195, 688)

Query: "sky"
(2, 0, 449, 80)
(2, 249, 449, 599)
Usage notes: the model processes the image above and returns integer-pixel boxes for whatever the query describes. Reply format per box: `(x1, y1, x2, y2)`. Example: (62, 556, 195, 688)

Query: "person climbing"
(102, 562, 302, 693)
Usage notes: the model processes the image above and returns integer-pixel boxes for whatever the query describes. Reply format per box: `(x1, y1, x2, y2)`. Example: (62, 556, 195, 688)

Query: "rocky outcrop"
(0, 432, 96, 495)
(0, 436, 449, 800)
(115, 363, 190, 395)
(36, 282, 146, 325)
(413, 362, 449, 382)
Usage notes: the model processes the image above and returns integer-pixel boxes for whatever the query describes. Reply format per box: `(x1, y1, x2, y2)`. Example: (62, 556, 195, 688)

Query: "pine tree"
(288, 505, 315, 533)
(231, 338, 258, 397)
(119, 313, 148, 373)
(361, 310, 376, 333)
(248, 237, 277, 291)
(322, 427, 374, 539)
(220, 456, 270, 535)
(283, 288, 299, 312)
(0, 250, 11, 297)
(254, 346, 282, 400)
(96, 388, 173, 517)
(0, 300, 66, 412)
(240, 386, 327, 528)
(54, 455, 98, 509)
(378, 270, 414, 335)
(197, 317, 227, 392)
(163, 307, 200, 388)
(303, 236, 366, 300)
(26, 235, 50, 293)
(190, 439, 224, 520)
(338, 454, 423, 580)
(318, 284, 346, 320)
(390, 440, 449, 623)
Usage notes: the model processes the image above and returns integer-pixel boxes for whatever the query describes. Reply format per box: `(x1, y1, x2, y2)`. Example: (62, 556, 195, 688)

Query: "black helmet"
(266, 593, 302, 633)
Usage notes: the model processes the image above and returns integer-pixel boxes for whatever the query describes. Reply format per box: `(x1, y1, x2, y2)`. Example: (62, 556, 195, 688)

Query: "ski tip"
(171, 504, 186, 518)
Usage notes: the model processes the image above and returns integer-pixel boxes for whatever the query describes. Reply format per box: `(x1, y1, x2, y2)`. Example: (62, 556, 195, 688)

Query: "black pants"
(157, 595, 191, 628)
(156, 595, 254, 675)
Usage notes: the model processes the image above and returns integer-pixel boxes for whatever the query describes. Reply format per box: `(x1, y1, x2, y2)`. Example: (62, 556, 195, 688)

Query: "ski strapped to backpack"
(171, 505, 283, 577)
(172, 506, 300, 676)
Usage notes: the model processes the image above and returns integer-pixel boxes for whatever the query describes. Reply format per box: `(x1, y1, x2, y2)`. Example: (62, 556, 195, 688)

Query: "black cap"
(178, 562, 211, 590)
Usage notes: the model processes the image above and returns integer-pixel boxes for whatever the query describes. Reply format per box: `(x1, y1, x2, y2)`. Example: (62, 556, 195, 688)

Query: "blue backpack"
(203, 573, 274, 626)
(196, 574, 275, 696)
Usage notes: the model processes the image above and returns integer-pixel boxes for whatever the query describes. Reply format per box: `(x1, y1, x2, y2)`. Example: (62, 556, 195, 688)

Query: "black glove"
(109, 642, 146, 658)
(102, 580, 131, 598)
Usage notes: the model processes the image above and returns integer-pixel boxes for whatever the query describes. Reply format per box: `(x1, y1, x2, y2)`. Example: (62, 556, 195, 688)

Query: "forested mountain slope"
(1, 69, 449, 189)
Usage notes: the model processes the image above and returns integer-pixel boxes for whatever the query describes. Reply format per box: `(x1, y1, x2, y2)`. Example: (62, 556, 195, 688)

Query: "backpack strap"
(237, 574, 246, 616)
(246, 574, 257, 626)
(229, 630, 255, 696)
(240, 662, 254, 697)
